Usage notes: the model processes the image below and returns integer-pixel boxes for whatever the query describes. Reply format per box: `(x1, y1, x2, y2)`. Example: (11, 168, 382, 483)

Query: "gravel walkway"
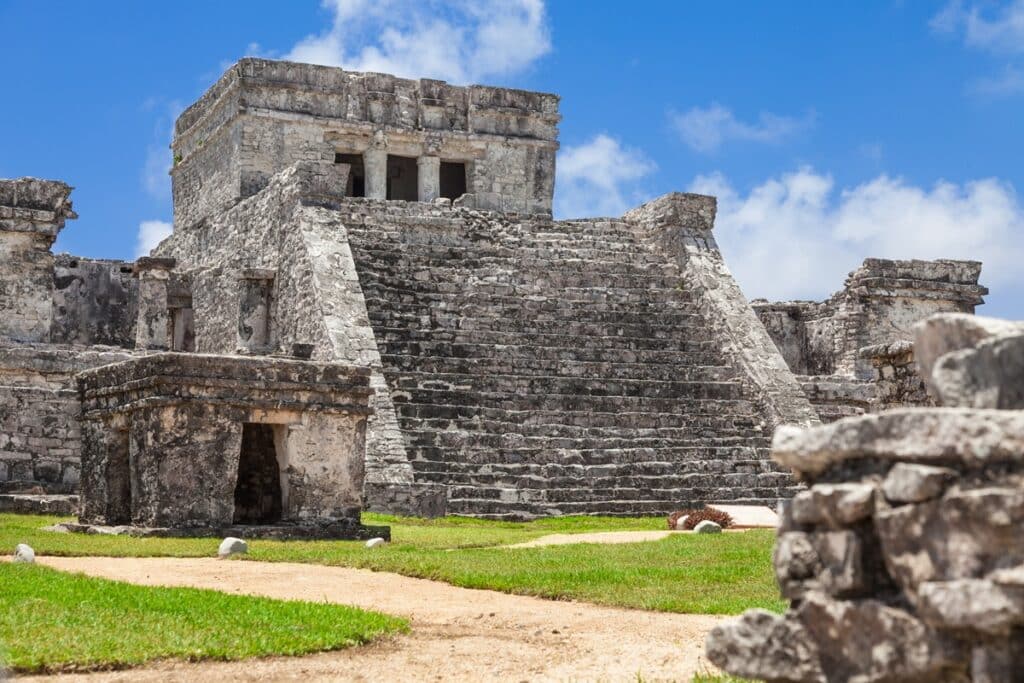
(23, 556, 724, 682)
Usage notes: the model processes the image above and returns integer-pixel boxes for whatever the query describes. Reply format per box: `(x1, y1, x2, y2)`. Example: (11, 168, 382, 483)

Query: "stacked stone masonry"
(755, 258, 987, 422)
(707, 314, 1024, 682)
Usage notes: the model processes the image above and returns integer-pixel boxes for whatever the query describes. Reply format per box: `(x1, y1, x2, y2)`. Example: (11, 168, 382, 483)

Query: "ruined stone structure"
(0, 57, 992, 521)
(75, 353, 379, 538)
(754, 258, 987, 422)
(707, 313, 1024, 682)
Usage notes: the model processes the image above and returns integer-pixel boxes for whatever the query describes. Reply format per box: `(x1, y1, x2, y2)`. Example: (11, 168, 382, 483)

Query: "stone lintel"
(133, 256, 177, 274)
(77, 352, 374, 418)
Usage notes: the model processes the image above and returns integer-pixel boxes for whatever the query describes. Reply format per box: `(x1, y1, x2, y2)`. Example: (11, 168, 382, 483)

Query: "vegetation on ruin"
(1, 512, 784, 616)
(0, 562, 407, 674)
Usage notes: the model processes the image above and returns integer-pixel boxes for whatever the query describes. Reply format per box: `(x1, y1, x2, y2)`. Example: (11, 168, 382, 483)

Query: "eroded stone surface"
(882, 463, 955, 503)
(705, 609, 825, 683)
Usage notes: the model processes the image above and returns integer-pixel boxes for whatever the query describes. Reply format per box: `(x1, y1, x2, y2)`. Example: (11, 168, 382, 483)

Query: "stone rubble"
(706, 312, 1024, 681)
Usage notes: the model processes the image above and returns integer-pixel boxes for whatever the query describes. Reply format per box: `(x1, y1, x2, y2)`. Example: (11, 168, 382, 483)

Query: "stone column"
(364, 131, 388, 200)
(417, 156, 440, 202)
(237, 269, 275, 353)
(133, 257, 176, 350)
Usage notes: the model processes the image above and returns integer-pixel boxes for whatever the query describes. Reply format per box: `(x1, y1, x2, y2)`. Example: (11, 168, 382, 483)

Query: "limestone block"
(773, 409, 1024, 477)
(705, 609, 825, 683)
(218, 537, 248, 558)
(790, 482, 875, 527)
(795, 592, 966, 683)
(694, 520, 722, 534)
(931, 333, 1024, 409)
(913, 314, 1024, 392)
(875, 489, 1024, 595)
(365, 537, 387, 548)
(881, 463, 955, 503)
(775, 531, 864, 600)
(917, 579, 1024, 635)
(13, 543, 35, 563)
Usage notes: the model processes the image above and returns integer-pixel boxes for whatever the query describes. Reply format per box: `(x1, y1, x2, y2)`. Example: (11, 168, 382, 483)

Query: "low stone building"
(0, 57, 993, 520)
(706, 313, 1024, 682)
(76, 353, 378, 537)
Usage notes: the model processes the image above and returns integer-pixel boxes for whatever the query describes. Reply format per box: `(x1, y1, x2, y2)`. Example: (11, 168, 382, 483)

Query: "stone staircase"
(344, 209, 797, 517)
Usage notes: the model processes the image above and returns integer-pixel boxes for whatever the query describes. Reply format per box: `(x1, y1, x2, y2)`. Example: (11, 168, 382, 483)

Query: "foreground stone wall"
(50, 255, 137, 347)
(707, 314, 1024, 682)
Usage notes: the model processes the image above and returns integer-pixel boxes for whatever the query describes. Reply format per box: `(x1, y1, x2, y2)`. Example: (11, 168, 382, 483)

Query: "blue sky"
(3, 1, 1023, 316)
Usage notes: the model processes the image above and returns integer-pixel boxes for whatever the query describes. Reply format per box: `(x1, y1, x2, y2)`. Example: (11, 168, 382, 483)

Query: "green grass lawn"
(1, 512, 784, 615)
(0, 562, 407, 674)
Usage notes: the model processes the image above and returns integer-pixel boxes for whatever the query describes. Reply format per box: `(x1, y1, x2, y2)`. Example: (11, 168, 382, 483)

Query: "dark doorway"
(440, 161, 467, 201)
(386, 155, 418, 201)
(233, 423, 283, 524)
(335, 153, 366, 197)
(105, 428, 131, 524)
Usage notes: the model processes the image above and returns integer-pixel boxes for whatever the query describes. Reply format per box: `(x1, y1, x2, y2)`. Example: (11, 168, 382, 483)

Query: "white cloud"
(284, 0, 551, 84)
(670, 104, 813, 153)
(974, 64, 1024, 95)
(135, 220, 173, 257)
(141, 100, 183, 200)
(931, 0, 1024, 54)
(691, 168, 1024, 302)
(554, 134, 655, 218)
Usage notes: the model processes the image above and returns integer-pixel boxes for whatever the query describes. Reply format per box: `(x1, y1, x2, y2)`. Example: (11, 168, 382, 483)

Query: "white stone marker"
(218, 537, 248, 558)
(365, 537, 387, 548)
(694, 520, 722, 534)
(13, 543, 35, 563)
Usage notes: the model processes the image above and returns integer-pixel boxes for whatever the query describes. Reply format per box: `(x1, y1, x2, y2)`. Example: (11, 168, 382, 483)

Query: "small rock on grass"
(365, 537, 387, 548)
(218, 537, 248, 558)
(13, 543, 35, 563)
(694, 520, 722, 534)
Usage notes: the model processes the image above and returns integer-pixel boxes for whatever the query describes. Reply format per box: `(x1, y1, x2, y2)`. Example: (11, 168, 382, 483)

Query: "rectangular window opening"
(335, 153, 366, 198)
(386, 155, 418, 201)
(440, 161, 467, 201)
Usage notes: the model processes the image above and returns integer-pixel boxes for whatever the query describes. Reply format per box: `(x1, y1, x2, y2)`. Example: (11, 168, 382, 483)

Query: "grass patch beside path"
(0, 562, 406, 674)
(1, 512, 783, 615)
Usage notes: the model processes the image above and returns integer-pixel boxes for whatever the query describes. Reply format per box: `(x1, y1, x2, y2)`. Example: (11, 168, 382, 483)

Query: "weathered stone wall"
(78, 353, 373, 530)
(50, 255, 137, 347)
(0, 344, 135, 492)
(0, 179, 77, 343)
(171, 58, 559, 228)
(755, 259, 987, 422)
(707, 314, 1024, 682)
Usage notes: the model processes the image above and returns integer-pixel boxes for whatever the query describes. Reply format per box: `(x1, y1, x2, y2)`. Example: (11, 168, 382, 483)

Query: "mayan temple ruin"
(0, 58, 989, 532)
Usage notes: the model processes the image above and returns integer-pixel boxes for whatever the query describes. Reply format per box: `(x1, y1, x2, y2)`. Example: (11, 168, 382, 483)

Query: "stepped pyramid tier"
(1, 58, 984, 520)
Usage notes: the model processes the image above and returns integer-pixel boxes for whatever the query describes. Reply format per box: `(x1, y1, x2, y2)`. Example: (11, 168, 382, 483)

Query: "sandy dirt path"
(23, 556, 724, 682)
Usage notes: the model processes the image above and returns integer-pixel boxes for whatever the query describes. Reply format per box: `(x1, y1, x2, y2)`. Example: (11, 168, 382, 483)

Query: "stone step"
(378, 345, 724, 365)
(404, 436, 771, 462)
(400, 421, 770, 444)
(391, 388, 754, 413)
(441, 493, 796, 519)
(409, 450, 775, 471)
(374, 328, 716, 352)
(368, 313, 704, 339)
(381, 359, 736, 382)
(387, 374, 747, 401)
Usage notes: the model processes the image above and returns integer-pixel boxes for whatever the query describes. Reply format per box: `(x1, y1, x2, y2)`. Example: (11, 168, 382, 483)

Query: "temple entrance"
(386, 155, 418, 201)
(440, 161, 467, 200)
(105, 428, 131, 524)
(233, 423, 283, 524)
